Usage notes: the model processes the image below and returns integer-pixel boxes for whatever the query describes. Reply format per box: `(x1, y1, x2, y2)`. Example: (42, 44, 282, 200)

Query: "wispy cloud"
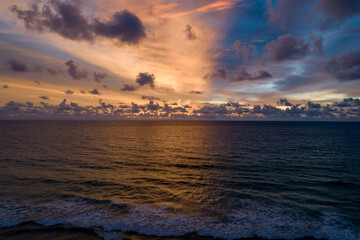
(163, 0, 243, 18)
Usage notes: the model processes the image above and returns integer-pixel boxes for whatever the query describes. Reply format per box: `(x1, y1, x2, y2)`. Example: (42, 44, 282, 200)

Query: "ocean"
(0, 121, 359, 240)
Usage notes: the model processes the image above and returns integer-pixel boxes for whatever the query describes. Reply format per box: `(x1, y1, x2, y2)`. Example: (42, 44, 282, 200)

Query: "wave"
(0, 195, 359, 240)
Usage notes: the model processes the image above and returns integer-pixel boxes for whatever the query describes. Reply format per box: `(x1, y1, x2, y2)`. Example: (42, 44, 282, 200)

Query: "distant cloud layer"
(0, 98, 359, 120)
(10, 0, 146, 45)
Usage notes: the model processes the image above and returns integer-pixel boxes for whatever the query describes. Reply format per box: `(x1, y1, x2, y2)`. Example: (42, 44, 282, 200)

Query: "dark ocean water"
(0, 121, 359, 240)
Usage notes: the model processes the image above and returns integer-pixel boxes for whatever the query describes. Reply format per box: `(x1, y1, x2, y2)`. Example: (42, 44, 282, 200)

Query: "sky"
(0, 0, 360, 120)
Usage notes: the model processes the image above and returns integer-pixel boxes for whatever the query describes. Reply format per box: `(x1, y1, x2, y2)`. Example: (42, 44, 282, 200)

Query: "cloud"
(80, 90, 86, 94)
(120, 84, 137, 91)
(333, 98, 360, 107)
(3, 84, 9, 89)
(0, 98, 359, 120)
(39, 96, 49, 100)
(213, 66, 272, 81)
(64, 89, 73, 95)
(275, 74, 319, 91)
(212, 67, 227, 79)
(162, 104, 188, 114)
(4, 58, 61, 76)
(307, 101, 321, 109)
(92, 10, 146, 45)
(10, 0, 146, 45)
(46, 68, 58, 76)
(266, 34, 310, 62)
(309, 34, 323, 55)
(93, 72, 108, 82)
(136, 72, 155, 88)
(196, 0, 240, 13)
(277, 98, 294, 106)
(193, 103, 231, 115)
(318, 0, 360, 29)
(166, 0, 241, 18)
(189, 90, 204, 94)
(233, 40, 256, 60)
(142, 96, 160, 100)
(184, 24, 196, 40)
(146, 100, 160, 111)
(10, 1, 93, 41)
(88, 89, 100, 95)
(65, 60, 88, 80)
(6, 58, 29, 72)
(267, 0, 312, 29)
(326, 49, 360, 81)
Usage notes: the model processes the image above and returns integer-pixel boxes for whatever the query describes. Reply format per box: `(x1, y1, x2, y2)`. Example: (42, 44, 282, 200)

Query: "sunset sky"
(0, 0, 360, 120)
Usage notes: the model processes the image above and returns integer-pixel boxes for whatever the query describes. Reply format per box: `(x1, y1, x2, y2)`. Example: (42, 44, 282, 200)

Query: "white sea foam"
(0, 196, 359, 240)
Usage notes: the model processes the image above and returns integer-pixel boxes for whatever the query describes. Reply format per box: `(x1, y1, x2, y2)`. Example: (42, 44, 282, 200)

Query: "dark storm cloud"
(6, 58, 29, 72)
(39, 96, 49, 100)
(10, 0, 146, 45)
(65, 60, 88, 80)
(213, 66, 272, 81)
(88, 89, 100, 95)
(120, 84, 137, 91)
(93, 72, 108, 82)
(142, 96, 160, 100)
(136, 72, 155, 88)
(318, 0, 360, 29)
(64, 89, 73, 95)
(326, 50, 360, 81)
(189, 90, 204, 95)
(266, 34, 310, 62)
(184, 24, 196, 40)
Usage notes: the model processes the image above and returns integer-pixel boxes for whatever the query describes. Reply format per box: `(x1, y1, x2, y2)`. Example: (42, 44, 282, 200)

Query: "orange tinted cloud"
(163, 0, 242, 18)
